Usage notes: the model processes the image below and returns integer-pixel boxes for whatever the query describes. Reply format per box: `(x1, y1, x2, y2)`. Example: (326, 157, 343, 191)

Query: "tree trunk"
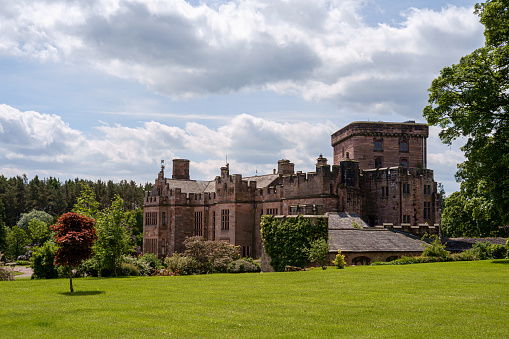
(69, 266, 73, 293)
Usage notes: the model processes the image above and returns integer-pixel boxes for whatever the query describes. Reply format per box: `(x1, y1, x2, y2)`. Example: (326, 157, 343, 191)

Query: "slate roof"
(164, 179, 214, 194)
(442, 237, 507, 252)
(327, 212, 369, 229)
(163, 173, 279, 194)
(329, 228, 426, 253)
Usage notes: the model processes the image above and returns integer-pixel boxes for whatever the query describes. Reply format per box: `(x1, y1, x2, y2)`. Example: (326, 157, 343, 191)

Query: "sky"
(0, 0, 485, 195)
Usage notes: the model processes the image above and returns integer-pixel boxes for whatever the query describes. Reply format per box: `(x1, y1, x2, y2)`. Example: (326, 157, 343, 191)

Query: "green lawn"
(1, 260, 508, 338)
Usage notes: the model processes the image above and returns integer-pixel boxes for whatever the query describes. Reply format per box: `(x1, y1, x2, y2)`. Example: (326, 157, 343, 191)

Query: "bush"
(307, 238, 329, 269)
(120, 262, 140, 276)
(472, 241, 507, 260)
(0, 266, 14, 281)
(227, 259, 261, 273)
(138, 253, 162, 274)
(183, 236, 240, 274)
(164, 253, 198, 275)
(75, 257, 100, 277)
(15, 260, 30, 266)
(450, 249, 479, 261)
(30, 242, 59, 279)
(422, 235, 450, 259)
(121, 255, 151, 276)
(332, 249, 346, 269)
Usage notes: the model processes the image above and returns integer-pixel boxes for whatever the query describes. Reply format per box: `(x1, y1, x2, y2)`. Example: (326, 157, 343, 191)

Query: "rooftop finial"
(161, 159, 165, 172)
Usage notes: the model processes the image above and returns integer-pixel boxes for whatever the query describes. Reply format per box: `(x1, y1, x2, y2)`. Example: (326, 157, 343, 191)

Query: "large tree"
(52, 213, 97, 292)
(423, 0, 509, 233)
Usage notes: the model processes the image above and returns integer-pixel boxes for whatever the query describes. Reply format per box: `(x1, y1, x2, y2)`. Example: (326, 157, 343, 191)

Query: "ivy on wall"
(261, 215, 328, 272)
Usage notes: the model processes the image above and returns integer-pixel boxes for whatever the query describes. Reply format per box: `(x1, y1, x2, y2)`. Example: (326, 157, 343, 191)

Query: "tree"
(307, 238, 330, 270)
(52, 212, 97, 292)
(17, 210, 53, 231)
(72, 184, 100, 219)
(94, 195, 134, 276)
(423, 0, 509, 231)
(6, 226, 29, 260)
(0, 199, 7, 254)
(28, 218, 52, 245)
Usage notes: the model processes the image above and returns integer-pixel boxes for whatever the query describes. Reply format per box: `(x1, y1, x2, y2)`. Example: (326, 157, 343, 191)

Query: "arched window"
(375, 157, 382, 168)
(352, 256, 371, 266)
(400, 139, 409, 152)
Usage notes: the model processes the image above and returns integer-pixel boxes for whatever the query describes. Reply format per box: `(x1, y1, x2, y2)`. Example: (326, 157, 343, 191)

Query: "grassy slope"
(1, 260, 508, 338)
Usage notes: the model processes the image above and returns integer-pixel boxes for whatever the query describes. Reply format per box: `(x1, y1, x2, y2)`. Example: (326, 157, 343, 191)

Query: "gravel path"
(10, 265, 33, 279)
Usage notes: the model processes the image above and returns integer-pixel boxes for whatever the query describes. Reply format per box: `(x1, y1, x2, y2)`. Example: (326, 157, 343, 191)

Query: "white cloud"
(0, 105, 338, 182)
(0, 0, 484, 117)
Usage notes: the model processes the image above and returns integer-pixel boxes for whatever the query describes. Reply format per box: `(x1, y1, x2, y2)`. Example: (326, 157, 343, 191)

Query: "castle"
(143, 121, 441, 259)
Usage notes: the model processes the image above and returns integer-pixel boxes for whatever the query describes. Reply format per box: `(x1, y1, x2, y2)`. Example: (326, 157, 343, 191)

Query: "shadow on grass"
(59, 291, 106, 296)
(490, 259, 509, 265)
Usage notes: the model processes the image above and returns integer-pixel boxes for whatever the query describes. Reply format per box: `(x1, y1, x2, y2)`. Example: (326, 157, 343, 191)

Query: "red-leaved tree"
(51, 212, 97, 292)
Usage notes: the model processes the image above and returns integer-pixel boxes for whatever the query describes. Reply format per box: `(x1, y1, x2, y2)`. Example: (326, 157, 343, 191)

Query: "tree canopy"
(423, 0, 509, 233)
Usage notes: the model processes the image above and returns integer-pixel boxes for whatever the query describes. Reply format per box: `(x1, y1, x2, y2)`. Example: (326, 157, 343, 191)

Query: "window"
(145, 212, 157, 226)
(375, 157, 382, 168)
(374, 138, 383, 151)
(424, 202, 431, 220)
(162, 212, 166, 226)
(194, 211, 203, 236)
(399, 139, 409, 152)
(242, 246, 250, 257)
(402, 183, 410, 194)
(266, 208, 278, 215)
(400, 158, 408, 167)
(424, 185, 431, 195)
(382, 186, 389, 197)
(402, 215, 411, 223)
(212, 211, 216, 240)
(221, 209, 230, 231)
(352, 256, 371, 265)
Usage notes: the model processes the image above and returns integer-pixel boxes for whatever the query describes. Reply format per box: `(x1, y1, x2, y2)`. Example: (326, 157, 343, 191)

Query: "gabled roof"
(244, 174, 280, 188)
(329, 228, 426, 253)
(328, 212, 369, 229)
(164, 179, 214, 194)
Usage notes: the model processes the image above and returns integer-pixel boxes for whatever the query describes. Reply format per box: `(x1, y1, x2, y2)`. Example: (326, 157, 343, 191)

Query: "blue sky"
(0, 0, 485, 195)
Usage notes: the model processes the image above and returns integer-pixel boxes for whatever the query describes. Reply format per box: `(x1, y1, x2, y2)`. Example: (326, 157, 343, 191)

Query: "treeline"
(0, 175, 152, 227)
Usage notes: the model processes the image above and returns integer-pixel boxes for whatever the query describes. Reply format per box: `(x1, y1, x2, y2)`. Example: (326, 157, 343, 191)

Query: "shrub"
(121, 255, 151, 276)
(120, 262, 140, 276)
(164, 253, 198, 275)
(472, 241, 491, 260)
(332, 249, 346, 269)
(15, 260, 30, 266)
(183, 236, 240, 274)
(227, 259, 261, 273)
(488, 244, 507, 259)
(139, 253, 162, 274)
(30, 242, 59, 279)
(307, 238, 329, 269)
(450, 249, 478, 261)
(0, 252, 14, 281)
(422, 235, 450, 259)
(75, 257, 101, 277)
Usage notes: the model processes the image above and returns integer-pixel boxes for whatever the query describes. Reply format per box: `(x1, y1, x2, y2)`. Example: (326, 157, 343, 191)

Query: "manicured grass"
(1, 260, 509, 338)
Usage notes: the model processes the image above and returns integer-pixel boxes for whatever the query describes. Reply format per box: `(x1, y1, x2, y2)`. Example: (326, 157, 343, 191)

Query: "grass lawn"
(1, 260, 508, 338)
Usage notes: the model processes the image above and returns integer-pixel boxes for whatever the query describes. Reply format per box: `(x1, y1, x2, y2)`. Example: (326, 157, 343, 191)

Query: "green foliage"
(183, 236, 240, 274)
(0, 200, 7, 254)
(227, 258, 261, 273)
(138, 253, 162, 274)
(332, 249, 346, 269)
(16, 210, 53, 231)
(306, 238, 330, 269)
(422, 235, 450, 259)
(0, 251, 14, 281)
(6, 226, 29, 260)
(164, 253, 198, 275)
(93, 195, 135, 277)
(30, 242, 59, 279)
(472, 241, 508, 260)
(27, 218, 52, 245)
(120, 262, 140, 276)
(423, 1, 509, 232)
(72, 184, 100, 219)
(261, 215, 328, 272)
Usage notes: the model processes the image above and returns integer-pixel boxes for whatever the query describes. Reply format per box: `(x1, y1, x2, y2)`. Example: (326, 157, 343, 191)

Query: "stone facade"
(143, 121, 441, 259)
